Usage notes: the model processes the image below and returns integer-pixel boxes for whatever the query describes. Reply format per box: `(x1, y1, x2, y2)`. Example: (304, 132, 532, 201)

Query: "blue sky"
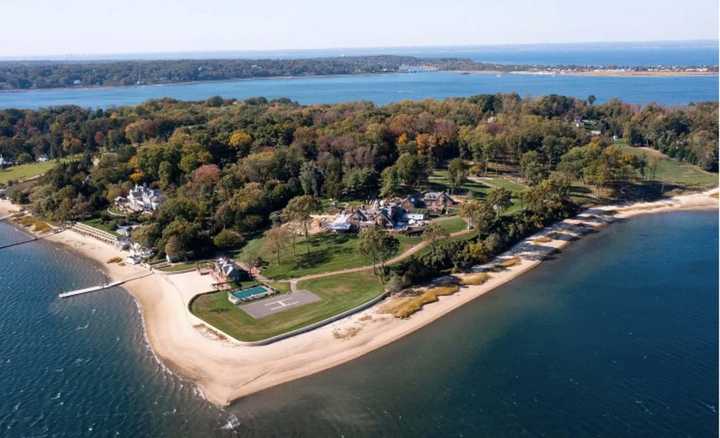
(1, 0, 718, 57)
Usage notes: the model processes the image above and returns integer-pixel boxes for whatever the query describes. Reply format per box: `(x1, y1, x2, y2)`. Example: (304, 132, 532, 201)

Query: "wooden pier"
(58, 272, 152, 299)
(58, 281, 124, 298)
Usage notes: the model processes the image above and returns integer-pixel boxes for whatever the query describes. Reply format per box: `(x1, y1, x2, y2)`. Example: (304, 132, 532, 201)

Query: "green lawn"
(0, 156, 78, 185)
(234, 230, 422, 280)
(433, 215, 469, 234)
(234, 216, 468, 280)
(429, 169, 488, 197)
(430, 170, 527, 195)
(190, 270, 384, 341)
(429, 170, 527, 213)
(618, 145, 717, 189)
(81, 217, 119, 235)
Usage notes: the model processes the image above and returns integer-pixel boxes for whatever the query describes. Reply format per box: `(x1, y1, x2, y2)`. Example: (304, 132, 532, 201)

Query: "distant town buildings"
(398, 64, 440, 73)
(114, 184, 164, 214)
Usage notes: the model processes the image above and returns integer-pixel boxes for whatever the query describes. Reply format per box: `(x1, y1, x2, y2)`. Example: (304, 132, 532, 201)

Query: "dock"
(0, 236, 39, 250)
(58, 272, 152, 299)
(0, 228, 65, 251)
(59, 281, 124, 298)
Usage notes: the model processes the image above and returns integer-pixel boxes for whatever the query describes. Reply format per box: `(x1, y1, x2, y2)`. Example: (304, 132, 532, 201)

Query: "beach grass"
(13, 215, 51, 233)
(460, 272, 490, 285)
(190, 271, 384, 341)
(385, 284, 460, 319)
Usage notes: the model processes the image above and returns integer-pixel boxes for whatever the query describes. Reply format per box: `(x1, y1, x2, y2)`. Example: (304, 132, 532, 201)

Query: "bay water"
(1, 211, 716, 437)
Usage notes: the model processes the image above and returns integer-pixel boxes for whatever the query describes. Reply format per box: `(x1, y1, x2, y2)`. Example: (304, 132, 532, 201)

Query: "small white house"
(0, 155, 13, 168)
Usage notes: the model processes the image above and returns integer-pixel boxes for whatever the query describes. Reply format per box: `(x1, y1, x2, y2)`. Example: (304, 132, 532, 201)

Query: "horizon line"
(1, 38, 717, 62)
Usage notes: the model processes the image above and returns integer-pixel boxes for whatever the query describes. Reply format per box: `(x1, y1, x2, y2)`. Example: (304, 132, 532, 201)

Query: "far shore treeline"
(0, 93, 717, 287)
(1, 56, 718, 90)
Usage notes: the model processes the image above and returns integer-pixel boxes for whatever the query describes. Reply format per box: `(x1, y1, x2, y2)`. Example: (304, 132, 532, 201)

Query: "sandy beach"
(1, 189, 717, 406)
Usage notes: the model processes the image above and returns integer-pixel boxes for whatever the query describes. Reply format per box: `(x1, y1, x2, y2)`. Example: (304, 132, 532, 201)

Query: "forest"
(0, 56, 472, 90)
(1, 93, 716, 283)
(5, 56, 713, 90)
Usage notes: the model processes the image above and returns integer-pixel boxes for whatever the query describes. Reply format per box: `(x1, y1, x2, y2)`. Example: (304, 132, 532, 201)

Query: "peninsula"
(0, 94, 717, 405)
(1, 56, 716, 91)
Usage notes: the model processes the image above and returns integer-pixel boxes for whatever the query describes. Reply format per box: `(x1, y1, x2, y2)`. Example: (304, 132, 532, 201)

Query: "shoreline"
(0, 189, 717, 406)
(451, 69, 718, 78)
(2, 67, 716, 95)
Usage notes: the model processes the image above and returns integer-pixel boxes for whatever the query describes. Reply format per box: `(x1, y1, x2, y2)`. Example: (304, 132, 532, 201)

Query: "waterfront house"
(115, 184, 164, 214)
(0, 155, 13, 168)
(423, 191, 457, 214)
(126, 242, 154, 265)
(213, 257, 248, 283)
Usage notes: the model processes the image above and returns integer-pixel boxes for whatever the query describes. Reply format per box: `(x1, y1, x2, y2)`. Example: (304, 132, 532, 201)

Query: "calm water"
(1, 71, 717, 109)
(1, 211, 717, 437)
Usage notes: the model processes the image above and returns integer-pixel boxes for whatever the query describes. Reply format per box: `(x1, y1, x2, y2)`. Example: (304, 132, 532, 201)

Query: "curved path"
(286, 225, 473, 292)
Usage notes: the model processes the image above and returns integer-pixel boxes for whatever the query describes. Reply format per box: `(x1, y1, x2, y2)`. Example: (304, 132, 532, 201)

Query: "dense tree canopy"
(1, 93, 716, 261)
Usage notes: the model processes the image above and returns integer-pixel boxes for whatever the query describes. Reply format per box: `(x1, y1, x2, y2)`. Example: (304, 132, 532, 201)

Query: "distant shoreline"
(2, 67, 717, 95)
(454, 69, 718, 78)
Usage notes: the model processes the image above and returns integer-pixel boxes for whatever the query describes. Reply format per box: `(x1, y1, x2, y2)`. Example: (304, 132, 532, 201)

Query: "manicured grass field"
(0, 156, 79, 185)
(433, 215, 469, 234)
(234, 217, 465, 280)
(190, 270, 383, 341)
(619, 145, 717, 189)
(429, 170, 527, 212)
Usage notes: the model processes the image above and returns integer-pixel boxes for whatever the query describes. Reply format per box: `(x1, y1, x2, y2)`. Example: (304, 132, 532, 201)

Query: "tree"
(395, 153, 429, 187)
(343, 168, 378, 199)
(422, 222, 450, 252)
(447, 158, 468, 194)
(358, 226, 400, 282)
(485, 187, 512, 217)
(165, 235, 188, 262)
(228, 130, 253, 152)
(459, 199, 495, 234)
(380, 166, 401, 197)
(282, 195, 320, 242)
(264, 226, 289, 264)
(213, 229, 244, 250)
(299, 161, 322, 196)
(520, 151, 547, 185)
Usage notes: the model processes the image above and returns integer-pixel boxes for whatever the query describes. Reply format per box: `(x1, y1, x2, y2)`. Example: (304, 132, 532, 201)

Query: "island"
(1, 93, 717, 405)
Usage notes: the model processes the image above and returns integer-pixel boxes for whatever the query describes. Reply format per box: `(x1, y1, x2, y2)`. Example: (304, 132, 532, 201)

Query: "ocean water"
(1, 211, 717, 437)
(17, 41, 718, 67)
(1, 71, 717, 110)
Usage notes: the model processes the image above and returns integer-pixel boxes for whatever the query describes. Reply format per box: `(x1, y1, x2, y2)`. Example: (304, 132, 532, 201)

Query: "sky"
(1, 0, 718, 58)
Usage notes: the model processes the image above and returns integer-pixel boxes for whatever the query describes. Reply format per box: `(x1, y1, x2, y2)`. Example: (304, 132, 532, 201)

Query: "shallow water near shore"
(1, 210, 717, 437)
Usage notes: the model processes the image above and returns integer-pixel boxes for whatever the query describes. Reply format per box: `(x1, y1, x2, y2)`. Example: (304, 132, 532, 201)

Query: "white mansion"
(115, 184, 164, 214)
